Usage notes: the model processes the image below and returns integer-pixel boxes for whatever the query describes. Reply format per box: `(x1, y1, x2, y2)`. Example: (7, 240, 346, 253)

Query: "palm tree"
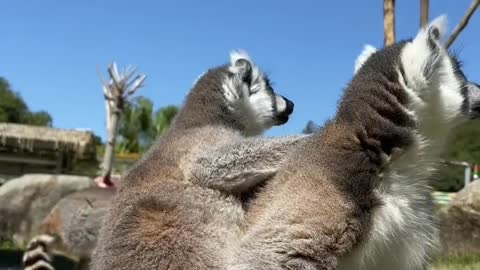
(98, 62, 146, 185)
(116, 98, 178, 153)
(117, 96, 153, 153)
(151, 105, 178, 140)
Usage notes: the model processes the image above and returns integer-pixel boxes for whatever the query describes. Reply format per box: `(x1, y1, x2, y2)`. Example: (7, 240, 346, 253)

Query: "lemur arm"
(189, 134, 310, 193)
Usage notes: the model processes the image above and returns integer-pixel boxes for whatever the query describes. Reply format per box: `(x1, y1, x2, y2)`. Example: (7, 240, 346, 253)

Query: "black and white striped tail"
(23, 234, 55, 270)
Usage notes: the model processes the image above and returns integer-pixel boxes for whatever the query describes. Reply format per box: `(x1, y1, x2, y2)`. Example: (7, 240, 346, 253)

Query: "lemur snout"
(283, 96, 294, 115)
(274, 95, 294, 125)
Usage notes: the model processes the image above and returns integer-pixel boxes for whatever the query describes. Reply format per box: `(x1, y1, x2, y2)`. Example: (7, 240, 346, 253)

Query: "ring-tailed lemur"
(23, 188, 115, 270)
(91, 51, 305, 270)
(227, 16, 480, 270)
(22, 143, 307, 270)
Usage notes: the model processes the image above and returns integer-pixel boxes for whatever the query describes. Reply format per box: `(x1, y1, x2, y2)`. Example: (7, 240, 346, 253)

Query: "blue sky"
(1, 1, 479, 139)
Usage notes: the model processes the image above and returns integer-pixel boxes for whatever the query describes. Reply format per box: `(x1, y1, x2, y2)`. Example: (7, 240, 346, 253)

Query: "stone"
(440, 180, 480, 256)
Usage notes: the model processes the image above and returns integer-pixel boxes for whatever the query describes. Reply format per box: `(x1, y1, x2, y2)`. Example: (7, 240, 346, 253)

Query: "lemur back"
(91, 51, 299, 270)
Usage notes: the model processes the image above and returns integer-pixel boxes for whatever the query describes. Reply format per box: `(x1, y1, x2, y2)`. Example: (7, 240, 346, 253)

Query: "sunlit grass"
(0, 239, 16, 250)
(430, 256, 480, 270)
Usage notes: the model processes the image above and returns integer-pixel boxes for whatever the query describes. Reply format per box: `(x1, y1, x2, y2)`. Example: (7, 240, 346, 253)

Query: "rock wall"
(440, 180, 480, 256)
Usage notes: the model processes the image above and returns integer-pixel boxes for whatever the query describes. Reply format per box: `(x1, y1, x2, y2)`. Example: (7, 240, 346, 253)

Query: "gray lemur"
(22, 141, 307, 270)
(23, 188, 115, 270)
(91, 51, 306, 270)
(228, 16, 480, 270)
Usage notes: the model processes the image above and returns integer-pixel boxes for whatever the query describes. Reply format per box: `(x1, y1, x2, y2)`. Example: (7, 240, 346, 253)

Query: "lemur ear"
(230, 50, 254, 85)
(234, 58, 252, 84)
(421, 15, 447, 78)
(423, 23, 443, 77)
(401, 15, 448, 84)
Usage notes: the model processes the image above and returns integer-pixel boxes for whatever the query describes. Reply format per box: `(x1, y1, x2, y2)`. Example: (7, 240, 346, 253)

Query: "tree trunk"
(420, 0, 429, 28)
(101, 109, 120, 185)
(384, 0, 396, 46)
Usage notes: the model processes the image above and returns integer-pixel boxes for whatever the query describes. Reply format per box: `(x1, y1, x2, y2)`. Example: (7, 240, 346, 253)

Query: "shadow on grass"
(0, 249, 76, 270)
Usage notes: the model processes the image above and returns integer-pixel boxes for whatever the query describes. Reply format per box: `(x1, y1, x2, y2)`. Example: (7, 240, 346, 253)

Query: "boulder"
(0, 174, 94, 246)
(440, 180, 480, 256)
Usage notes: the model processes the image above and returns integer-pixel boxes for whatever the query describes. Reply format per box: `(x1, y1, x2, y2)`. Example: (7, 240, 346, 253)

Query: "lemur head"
(354, 15, 480, 127)
(177, 51, 293, 136)
(222, 51, 294, 134)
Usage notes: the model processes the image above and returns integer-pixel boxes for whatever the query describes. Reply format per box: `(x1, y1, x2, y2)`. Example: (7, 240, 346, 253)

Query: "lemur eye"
(263, 77, 275, 93)
(264, 77, 273, 87)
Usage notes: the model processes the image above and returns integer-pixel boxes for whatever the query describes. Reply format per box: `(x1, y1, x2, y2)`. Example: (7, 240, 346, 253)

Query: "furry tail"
(23, 234, 56, 270)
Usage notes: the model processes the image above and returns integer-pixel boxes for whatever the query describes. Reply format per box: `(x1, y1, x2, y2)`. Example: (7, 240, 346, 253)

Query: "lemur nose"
(283, 96, 294, 115)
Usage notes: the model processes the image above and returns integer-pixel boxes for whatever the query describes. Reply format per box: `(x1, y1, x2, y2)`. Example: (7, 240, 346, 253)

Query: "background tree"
(420, 0, 429, 28)
(151, 105, 178, 140)
(302, 120, 321, 134)
(417, 0, 479, 48)
(446, 0, 480, 48)
(117, 98, 178, 154)
(98, 63, 146, 185)
(117, 96, 153, 154)
(383, 0, 396, 46)
(24, 111, 53, 127)
(0, 77, 52, 126)
(435, 120, 480, 191)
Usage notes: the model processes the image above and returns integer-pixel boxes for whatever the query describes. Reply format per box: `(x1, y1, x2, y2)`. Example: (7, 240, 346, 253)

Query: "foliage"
(116, 96, 178, 154)
(0, 239, 17, 250)
(435, 120, 480, 192)
(151, 105, 178, 138)
(23, 110, 52, 126)
(117, 96, 154, 153)
(0, 77, 52, 126)
(431, 255, 480, 270)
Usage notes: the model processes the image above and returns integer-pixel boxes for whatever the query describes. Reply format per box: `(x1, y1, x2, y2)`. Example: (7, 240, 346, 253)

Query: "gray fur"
(23, 188, 115, 270)
(91, 52, 297, 270)
(228, 17, 480, 270)
(188, 135, 308, 193)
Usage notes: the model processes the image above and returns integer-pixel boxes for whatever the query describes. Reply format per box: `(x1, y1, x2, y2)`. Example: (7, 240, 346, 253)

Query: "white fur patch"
(339, 138, 439, 270)
(222, 76, 248, 104)
(247, 89, 276, 123)
(25, 260, 55, 270)
(275, 95, 287, 113)
(400, 15, 463, 131)
(354, 45, 377, 74)
(23, 246, 51, 263)
(400, 15, 448, 93)
(230, 50, 253, 66)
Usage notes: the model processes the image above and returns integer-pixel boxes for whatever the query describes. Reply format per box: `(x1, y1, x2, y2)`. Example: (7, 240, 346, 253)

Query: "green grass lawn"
(431, 256, 480, 270)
